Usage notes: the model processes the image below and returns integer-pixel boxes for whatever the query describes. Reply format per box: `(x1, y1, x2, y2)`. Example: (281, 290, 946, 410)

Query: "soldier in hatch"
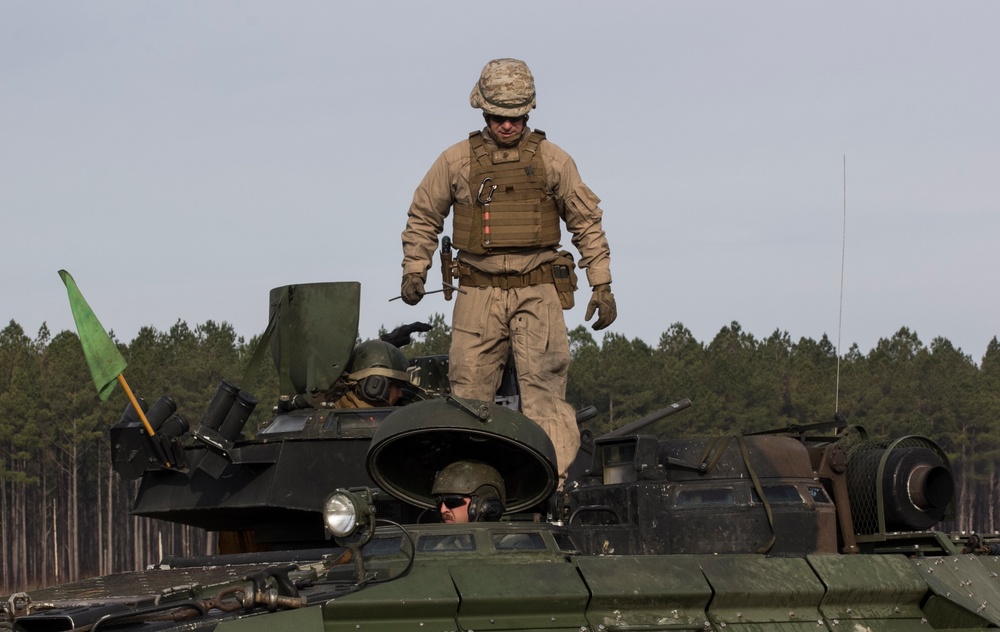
(327, 340, 413, 408)
(432, 460, 506, 524)
(399, 58, 617, 484)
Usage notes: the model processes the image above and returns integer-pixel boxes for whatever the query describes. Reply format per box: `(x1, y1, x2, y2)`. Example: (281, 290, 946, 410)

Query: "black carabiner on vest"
(477, 177, 496, 205)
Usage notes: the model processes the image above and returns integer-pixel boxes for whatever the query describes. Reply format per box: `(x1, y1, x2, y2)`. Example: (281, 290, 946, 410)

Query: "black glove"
(400, 273, 425, 306)
(381, 321, 433, 347)
(585, 284, 617, 330)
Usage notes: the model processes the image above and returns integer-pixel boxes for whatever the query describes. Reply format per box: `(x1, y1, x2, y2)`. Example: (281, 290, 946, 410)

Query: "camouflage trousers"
(449, 283, 579, 485)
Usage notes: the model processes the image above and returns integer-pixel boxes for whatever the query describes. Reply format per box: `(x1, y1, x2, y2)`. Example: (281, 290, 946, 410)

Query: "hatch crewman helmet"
(432, 460, 506, 522)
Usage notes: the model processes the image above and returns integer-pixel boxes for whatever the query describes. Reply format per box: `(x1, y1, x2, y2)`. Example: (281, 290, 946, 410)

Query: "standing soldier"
(400, 58, 616, 484)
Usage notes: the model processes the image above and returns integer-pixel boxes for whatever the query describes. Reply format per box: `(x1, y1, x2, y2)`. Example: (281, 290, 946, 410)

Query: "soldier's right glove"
(585, 283, 617, 331)
(400, 273, 425, 306)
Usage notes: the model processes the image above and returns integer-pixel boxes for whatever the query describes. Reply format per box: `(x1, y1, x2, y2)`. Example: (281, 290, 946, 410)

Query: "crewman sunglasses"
(436, 495, 468, 509)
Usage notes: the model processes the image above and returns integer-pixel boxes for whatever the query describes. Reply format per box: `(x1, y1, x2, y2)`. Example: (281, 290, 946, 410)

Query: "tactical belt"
(457, 262, 553, 290)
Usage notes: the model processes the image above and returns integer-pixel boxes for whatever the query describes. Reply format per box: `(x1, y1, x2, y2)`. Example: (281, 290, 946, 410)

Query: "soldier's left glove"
(585, 284, 617, 331)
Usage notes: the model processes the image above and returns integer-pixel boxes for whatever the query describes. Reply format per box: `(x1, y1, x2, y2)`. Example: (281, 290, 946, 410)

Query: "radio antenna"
(835, 156, 847, 413)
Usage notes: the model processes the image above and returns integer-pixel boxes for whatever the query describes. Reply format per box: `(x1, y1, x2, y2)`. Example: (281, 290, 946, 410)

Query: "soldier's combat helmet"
(432, 460, 506, 522)
(346, 340, 411, 404)
(469, 58, 536, 118)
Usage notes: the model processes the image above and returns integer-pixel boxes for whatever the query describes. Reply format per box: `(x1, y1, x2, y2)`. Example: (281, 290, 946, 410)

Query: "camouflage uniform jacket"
(401, 128, 613, 288)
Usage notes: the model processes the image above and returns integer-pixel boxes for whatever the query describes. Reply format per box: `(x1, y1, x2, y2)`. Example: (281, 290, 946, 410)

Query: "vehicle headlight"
(323, 489, 374, 538)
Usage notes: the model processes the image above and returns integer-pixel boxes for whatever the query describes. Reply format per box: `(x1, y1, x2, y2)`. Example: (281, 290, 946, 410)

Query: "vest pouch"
(551, 250, 578, 310)
(484, 199, 545, 249)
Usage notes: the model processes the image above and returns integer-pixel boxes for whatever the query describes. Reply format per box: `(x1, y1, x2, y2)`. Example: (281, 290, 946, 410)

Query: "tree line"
(1, 314, 998, 593)
(0, 319, 279, 594)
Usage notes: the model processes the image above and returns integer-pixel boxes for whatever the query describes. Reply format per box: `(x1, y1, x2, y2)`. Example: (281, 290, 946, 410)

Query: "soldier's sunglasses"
(436, 495, 468, 509)
(487, 115, 525, 125)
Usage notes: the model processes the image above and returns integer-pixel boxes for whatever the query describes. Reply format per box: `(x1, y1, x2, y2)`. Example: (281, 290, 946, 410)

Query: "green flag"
(58, 270, 127, 401)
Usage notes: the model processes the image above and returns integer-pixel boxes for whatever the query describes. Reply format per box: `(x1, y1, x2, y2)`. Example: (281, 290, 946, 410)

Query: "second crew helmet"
(346, 340, 412, 403)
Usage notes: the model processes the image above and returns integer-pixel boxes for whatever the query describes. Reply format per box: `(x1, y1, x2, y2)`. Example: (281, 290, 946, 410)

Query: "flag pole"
(118, 374, 171, 468)
(118, 374, 158, 438)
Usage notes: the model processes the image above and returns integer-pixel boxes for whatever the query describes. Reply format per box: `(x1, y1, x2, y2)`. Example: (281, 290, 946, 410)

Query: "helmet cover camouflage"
(469, 58, 536, 118)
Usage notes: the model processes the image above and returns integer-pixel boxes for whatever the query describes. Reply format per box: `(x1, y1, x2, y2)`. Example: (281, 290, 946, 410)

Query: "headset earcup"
(360, 375, 390, 403)
(469, 484, 505, 522)
(477, 497, 504, 522)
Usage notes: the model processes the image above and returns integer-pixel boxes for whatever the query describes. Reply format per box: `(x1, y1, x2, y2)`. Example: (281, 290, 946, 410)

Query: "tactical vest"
(452, 130, 561, 255)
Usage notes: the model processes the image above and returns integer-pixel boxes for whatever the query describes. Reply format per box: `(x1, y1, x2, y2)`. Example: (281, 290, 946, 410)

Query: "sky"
(2, 1, 998, 363)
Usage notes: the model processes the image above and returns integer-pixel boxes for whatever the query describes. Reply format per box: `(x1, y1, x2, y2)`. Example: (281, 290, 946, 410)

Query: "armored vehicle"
(105, 281, 443, 551)
(5, 281, 1000, 632)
